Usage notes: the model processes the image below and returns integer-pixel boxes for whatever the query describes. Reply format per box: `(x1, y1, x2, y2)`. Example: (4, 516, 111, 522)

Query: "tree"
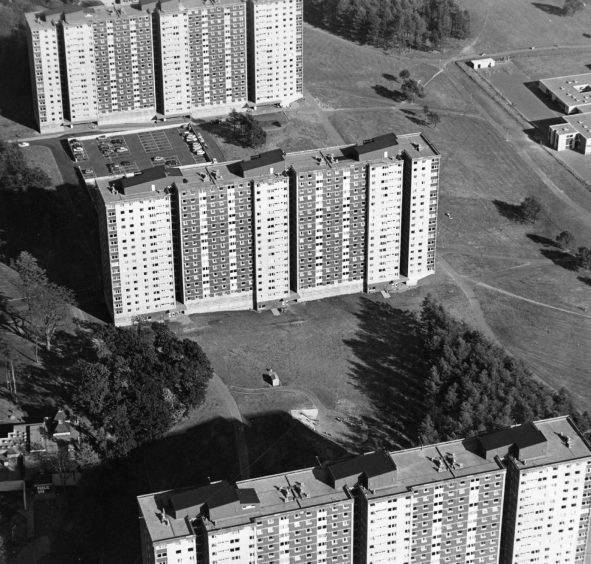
(520, 196, 543, 223)
(11, 251, 75, 350)
(426, 111, 441, 128)
(577, 247, 591, 269)
(556, 230, 576, 251)
(399, 68, 411, 81)
(563, 0, 585, 16)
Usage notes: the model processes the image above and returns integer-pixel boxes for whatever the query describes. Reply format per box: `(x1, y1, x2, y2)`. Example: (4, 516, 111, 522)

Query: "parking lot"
(68, 124, 218, 179)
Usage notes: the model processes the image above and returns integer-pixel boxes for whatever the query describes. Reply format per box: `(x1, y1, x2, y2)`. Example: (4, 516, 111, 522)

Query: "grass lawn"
(476, 286, 591, 410)
(22, 145, 63, 186)
(468, 0, 591, 53)
(187, 293, 427, 451)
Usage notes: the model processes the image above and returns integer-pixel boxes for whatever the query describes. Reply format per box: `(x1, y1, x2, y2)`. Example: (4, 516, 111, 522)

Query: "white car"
(17, 142, 30, 148)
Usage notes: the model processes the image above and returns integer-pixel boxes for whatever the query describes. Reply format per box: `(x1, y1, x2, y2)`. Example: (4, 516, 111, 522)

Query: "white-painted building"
(496, 418, 591, 564)
(397, 133, 439, 285)
(152, 0, 248, 118)
(247, 0, 303, 107)
(95, 167, 177, 326)
(365, 161, 404, 291)
(25, 11, 64, 133)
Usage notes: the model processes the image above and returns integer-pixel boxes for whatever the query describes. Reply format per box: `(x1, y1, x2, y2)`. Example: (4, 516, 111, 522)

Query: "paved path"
(210, 374, 251, 480)
(438, 257, 503, 347)
(472, 280, 591, 320)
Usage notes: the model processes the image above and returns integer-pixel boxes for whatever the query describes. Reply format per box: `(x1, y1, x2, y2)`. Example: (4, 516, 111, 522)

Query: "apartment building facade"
(247, 0, 303, 107)
(95, 167, 178, 326)
(26, 0, 301, 132)
(138, 467, 355, 564)
(94, 133, 439, 325)
(25, 9, 65, 133)
(26, 4, 157, 132)
(138, 417, 591, 564)
(151, 0, 248, 117)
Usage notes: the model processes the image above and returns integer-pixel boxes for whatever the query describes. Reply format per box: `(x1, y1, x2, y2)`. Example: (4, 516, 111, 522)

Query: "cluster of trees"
(399, 69, 426, 101)
(73, 323, 213, 458)
(229, 110, 266, 148)
(6, 251, 76, 353)
(551, 230, 591, 270)
(563, 0, 585, 16)
(304, 0, 470, 50)
(417, 296, 590, 443)
(0, 141, 51, 192)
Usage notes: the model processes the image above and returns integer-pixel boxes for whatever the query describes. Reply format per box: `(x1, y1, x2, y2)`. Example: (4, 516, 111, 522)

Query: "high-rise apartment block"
(151, 0, 248, 117)
(138, 416, 591, 564)
(93, 133, 439, 325)
(25, 0, 303, 133)
(26, 5, 156, 132)
(95, 167, 178, 326)
(247, 0, 303, 107)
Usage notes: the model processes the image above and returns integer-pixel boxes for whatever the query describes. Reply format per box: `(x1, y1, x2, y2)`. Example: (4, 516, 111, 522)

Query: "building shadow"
(0, 31, 36, 129)
(531, 2, 565, 16)
(244, 411, 349, 478)
(344, 298, 427, 451)
(524, 82, 564, 114)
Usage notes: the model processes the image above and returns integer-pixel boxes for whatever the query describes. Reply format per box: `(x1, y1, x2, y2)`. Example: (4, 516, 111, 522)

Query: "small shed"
(470, 57, 495, 70)
(263, 369, 281, 387)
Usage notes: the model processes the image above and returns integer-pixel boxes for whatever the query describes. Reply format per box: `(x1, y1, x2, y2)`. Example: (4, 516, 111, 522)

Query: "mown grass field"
(467, 0, 591, 53)
(477, 287, 591, 410)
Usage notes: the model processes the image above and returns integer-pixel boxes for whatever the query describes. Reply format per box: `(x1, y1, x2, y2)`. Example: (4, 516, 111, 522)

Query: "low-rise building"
(548, 112, 591, 153)
(539, 73, 591, 115)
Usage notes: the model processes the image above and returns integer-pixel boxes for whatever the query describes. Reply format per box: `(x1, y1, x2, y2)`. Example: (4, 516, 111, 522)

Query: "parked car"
(152, 156, 165, 162)
(115, 147, 128, 153)
(120, 161, 132, 166)
(17, 142, 30, 148)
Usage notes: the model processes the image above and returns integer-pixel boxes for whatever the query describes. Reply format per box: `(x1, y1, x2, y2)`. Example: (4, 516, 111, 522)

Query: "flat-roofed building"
(539, 74, 591, 115)
(139, 418, 591, 564)
(240, 150, 291, 309)
(25, 4, 157, 130)
(549, 112, 591, 154)
(490, 417, 591, 564)
(138, 465, 355, 564)
(329, 445, 505, 564)
(247, 0, 303, 107)
(25, 10, 65, 133)
(151, 0, 248, 118)
(397, 133, 440, 284)
(95, 166, 178, 326)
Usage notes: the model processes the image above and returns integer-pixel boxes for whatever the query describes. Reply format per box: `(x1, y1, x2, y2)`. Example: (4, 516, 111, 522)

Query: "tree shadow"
(344, 298, 427, 452)
(382, 73, 398, 82)
(406, 115, 428, 127)
(492, 199, 524, 222)
(531, 2, 565, 16)
(372, 85, 405, 102)
(578, 276, 591, 286)
(0, 184, 102, 307)
(0, 31, 36, 129)
(540, 248, 579, 270)
(526, 233, 558, 247)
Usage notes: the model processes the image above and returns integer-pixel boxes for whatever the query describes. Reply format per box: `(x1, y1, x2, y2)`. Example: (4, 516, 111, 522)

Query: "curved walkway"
(209, 374, 251, 479)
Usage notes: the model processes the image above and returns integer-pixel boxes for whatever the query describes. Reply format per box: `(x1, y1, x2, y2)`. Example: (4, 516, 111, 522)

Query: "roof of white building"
(550, 112, 591, 139)
(540, 73, 591, 111)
